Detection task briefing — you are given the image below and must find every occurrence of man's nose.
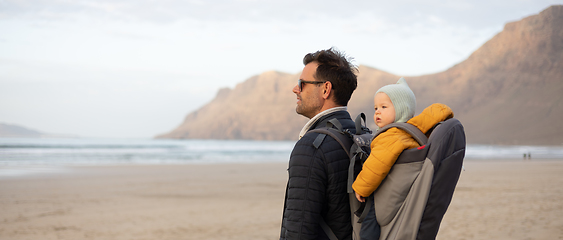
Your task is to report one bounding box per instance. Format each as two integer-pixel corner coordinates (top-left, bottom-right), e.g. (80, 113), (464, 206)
(292, 84), (300, 93)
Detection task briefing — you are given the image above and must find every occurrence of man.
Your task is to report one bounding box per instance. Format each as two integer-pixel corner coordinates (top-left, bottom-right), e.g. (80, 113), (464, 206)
(280, 48), (358, 240)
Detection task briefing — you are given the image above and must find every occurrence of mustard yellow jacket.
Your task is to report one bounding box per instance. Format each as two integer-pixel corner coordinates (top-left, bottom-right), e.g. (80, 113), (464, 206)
(352, 103), (454, 197)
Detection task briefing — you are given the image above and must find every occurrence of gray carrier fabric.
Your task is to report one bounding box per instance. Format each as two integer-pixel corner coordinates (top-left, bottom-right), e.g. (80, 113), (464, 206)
(416, 118), (466, 240)
(373, 118), (466, 240)
(309, 116), (465, 240)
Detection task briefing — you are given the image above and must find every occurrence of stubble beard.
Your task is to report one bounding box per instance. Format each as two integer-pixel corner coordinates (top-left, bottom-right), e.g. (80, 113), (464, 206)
(296, 94), (322, 119)
(296, 104), (309, 118)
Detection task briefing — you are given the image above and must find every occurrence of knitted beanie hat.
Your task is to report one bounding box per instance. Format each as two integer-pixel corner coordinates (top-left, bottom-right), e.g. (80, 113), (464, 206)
(375, 77), (416, 123)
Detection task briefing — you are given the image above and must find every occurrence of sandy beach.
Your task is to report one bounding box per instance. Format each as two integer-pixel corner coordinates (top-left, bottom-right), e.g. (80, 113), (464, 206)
(1, 160), (563, 240)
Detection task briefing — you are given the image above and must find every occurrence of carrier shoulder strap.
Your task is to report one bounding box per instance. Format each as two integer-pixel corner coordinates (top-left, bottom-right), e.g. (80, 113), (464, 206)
(310, 127), (349, 240)
(309, 118), (353, 156)
(307, 118), (354, 240)
(376, 122), (428, 146)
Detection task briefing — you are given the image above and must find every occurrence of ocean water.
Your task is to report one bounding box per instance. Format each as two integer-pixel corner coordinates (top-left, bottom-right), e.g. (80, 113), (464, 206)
(0, 138), (295, 166)
(1, 138), (563, 167)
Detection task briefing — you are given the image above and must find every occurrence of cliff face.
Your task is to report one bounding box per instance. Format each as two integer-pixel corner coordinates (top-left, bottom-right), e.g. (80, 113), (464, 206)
(157, 6), (563, 145)
(409, 5), (563, 145)
(156, 71), (307, 140)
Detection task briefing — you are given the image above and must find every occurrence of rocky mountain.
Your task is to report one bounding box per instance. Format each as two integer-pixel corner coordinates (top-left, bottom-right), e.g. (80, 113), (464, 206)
(0, 123), (45, 138)
(157, 71), (306, 140)
(157, 5), (563, 145)
(0, 123), (78, 138)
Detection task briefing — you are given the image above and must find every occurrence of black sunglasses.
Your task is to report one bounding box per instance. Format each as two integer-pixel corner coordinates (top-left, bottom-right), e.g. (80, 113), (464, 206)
(298, 79), (326, 92)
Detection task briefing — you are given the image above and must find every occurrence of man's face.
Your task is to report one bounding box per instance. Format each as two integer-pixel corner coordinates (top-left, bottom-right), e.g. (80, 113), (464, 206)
(293, 62), (324, 119)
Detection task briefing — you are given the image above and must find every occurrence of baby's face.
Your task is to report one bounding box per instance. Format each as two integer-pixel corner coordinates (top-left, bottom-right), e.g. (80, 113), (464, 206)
(373, 92), (396, 128)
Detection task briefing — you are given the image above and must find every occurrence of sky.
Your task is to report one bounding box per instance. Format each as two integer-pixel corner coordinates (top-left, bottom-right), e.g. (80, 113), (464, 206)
(1, 0), (561, 138)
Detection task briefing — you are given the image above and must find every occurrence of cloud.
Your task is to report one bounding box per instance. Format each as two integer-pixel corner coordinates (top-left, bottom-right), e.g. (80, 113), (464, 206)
(2, 0), (559, 29)
(1, 0), (561, 137)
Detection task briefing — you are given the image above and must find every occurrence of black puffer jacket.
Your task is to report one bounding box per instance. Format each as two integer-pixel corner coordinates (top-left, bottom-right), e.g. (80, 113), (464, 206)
(280, 110), (355, 240)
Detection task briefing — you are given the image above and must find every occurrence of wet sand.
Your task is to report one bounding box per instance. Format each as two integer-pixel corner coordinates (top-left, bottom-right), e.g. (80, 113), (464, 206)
(1, 160), (562, 240)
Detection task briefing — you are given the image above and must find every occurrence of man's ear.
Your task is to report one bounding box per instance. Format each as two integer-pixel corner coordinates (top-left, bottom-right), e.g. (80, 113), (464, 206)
(321, 81), (332, 100)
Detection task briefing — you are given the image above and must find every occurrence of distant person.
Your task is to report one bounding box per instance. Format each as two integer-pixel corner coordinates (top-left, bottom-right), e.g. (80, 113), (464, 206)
(280, 48), (358, 240)
(351, 78), (454, 239)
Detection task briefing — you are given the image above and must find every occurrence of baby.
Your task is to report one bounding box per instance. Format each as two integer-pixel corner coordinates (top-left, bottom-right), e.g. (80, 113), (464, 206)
(353, 78), (454, 202)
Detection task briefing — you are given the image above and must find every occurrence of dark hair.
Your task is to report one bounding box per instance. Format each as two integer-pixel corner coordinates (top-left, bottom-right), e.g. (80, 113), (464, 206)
(303, 47), (358, 106)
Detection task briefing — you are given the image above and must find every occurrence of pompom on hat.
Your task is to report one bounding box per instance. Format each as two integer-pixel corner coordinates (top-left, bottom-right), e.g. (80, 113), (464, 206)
(375, 77), (416, 123)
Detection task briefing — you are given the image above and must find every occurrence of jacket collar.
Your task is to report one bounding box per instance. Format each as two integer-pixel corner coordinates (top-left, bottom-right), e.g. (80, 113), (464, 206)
(298, 106), (348, 139)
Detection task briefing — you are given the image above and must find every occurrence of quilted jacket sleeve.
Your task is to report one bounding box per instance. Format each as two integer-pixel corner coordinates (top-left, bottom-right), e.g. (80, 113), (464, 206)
(407, 103), (453, 133)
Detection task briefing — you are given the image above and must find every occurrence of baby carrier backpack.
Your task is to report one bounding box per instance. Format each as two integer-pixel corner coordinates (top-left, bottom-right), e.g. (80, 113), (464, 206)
(310, 113), (466, 240)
